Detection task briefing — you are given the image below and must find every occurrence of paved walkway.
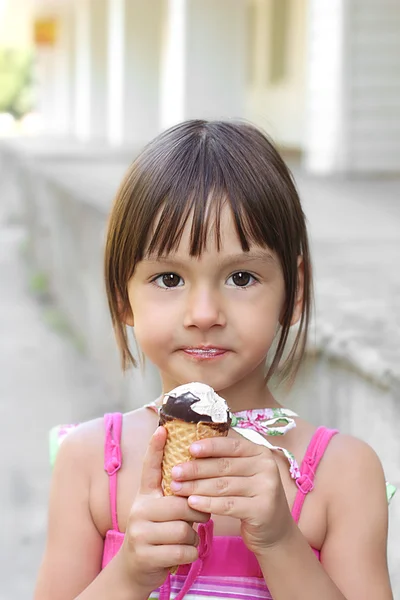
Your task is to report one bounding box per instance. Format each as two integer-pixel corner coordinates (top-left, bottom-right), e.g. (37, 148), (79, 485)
(0, 223), (116, 600)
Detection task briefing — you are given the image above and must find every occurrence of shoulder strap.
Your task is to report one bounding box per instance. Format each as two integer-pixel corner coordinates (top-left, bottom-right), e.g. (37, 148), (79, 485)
(291, 426), (339, 523)
(104, 413), (123, 532)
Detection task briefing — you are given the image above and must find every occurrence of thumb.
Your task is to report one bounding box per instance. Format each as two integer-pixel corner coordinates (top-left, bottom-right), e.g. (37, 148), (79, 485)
(139, 426), (167, 496)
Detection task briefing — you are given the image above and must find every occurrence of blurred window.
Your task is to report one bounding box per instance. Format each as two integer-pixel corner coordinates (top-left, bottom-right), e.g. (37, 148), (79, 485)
(269, 0), (289, 84)
(247, 0), (257, 86)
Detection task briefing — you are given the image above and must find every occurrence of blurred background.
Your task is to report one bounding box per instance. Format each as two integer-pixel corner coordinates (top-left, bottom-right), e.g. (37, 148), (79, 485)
(0, 0), (399, 597)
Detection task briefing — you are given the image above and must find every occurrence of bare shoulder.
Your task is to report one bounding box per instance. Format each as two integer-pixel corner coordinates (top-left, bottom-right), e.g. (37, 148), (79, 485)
(57, 405), (158, 471)
(56, 416), (105, 464)
(319, 432), (387, 495)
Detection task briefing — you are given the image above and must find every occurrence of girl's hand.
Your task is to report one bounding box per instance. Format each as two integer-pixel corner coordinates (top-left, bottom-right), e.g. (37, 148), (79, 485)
(169, 432), (295, 557)
(118, 426), (210, 595)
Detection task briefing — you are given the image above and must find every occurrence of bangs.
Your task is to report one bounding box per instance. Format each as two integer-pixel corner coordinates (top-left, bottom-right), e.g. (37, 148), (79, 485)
(131, 120), (293, 265)
(145, 186), (274, 261)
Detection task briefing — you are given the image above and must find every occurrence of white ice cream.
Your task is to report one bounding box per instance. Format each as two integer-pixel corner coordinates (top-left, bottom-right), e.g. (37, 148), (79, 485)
(164, 382), (230, 423)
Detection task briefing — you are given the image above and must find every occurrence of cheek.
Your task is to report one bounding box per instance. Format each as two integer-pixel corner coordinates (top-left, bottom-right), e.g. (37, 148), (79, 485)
(233, 291), (283, 343)
(242, 312), (279, 347)
(131, 298), (178, 355)
(236, 288), (283, 325)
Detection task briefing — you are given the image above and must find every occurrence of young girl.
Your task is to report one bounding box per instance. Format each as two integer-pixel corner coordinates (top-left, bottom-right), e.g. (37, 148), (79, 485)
(35, 120), (393, 600)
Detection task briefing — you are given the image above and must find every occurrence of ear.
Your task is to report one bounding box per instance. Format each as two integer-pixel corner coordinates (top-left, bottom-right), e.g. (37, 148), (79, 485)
(290, 256), (304, 326)
(117, 292), (134, 326)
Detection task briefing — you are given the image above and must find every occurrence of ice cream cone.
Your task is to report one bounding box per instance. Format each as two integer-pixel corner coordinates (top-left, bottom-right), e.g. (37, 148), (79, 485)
(160, 417), (229, 574)
(158, 382), (232, 575)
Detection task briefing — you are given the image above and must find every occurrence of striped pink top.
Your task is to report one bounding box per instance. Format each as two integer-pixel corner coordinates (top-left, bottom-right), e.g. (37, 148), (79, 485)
(101, 412), (338, 599)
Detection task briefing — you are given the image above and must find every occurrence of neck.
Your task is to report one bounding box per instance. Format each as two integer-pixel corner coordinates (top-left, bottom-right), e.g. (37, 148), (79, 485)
(216, 372), (282, 414)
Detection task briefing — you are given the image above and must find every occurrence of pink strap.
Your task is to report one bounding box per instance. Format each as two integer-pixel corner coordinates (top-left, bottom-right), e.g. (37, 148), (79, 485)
(291, 426), (339, 523)
(159, 519), (214, 600)
(104, 413), (123, 532)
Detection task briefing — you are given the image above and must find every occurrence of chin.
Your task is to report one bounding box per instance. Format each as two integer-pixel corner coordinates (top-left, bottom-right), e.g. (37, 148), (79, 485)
(191, 376), (240, 394)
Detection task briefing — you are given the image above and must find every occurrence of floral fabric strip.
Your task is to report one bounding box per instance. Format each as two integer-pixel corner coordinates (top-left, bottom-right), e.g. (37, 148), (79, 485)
(231, 408), (301, 481)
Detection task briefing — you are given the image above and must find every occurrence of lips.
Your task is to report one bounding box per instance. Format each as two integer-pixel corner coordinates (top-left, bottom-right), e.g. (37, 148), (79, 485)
(182, 347), (228, 358)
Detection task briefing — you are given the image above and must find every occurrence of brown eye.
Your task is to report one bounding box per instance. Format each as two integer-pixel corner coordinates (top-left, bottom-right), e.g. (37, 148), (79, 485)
(161, 273), (182, 288)
(231, 272), (252, 287)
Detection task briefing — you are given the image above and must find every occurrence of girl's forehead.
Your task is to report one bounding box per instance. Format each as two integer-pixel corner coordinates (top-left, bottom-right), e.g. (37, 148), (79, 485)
(181, 202), (235, 247)
(146, 201), (246, 257)
(145, 205), (276, 263)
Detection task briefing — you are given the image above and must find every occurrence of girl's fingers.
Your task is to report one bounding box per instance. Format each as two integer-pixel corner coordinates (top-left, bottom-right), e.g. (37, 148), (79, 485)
(187, 494), (250, 520)
(189, 433), (262, 459)
(139, 426), (167, 496)
(171, 475), (255, 499)
(172, 455), (262, 482)
(149, 496), (211, 523)
(143, 521), (199, 547)
(145, 544), (199, 569)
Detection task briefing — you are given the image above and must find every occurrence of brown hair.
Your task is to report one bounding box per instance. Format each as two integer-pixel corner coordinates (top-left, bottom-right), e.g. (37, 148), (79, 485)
(105, 120), (312, 383)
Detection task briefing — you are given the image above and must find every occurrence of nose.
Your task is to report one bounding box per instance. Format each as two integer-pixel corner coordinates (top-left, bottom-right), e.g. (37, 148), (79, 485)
(183, 286), (226, 331)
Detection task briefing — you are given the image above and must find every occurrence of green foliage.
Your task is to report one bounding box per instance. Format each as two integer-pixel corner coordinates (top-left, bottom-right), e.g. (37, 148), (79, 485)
(29, 271), (49, 294)
(0, 48), (35, 119)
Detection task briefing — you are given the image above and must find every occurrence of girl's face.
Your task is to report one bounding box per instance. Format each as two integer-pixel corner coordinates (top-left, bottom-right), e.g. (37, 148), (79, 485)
(127, 204), (290, 399)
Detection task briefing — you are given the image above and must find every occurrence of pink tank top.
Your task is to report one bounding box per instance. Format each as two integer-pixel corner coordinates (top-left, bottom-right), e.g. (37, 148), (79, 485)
(101, 412), (338, 599)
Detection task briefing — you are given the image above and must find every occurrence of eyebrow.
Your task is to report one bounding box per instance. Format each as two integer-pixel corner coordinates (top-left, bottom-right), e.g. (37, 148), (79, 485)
(143, 250), (276, 267)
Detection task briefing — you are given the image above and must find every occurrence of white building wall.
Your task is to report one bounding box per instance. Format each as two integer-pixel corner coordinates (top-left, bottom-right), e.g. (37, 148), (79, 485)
(346, 0), (400, 172)
(304, 0), (400, 174)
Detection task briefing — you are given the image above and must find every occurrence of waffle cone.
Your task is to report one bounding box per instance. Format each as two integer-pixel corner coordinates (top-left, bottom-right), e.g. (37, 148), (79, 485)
(160, 417), (229, 574)
(161, 418), (229, 495)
